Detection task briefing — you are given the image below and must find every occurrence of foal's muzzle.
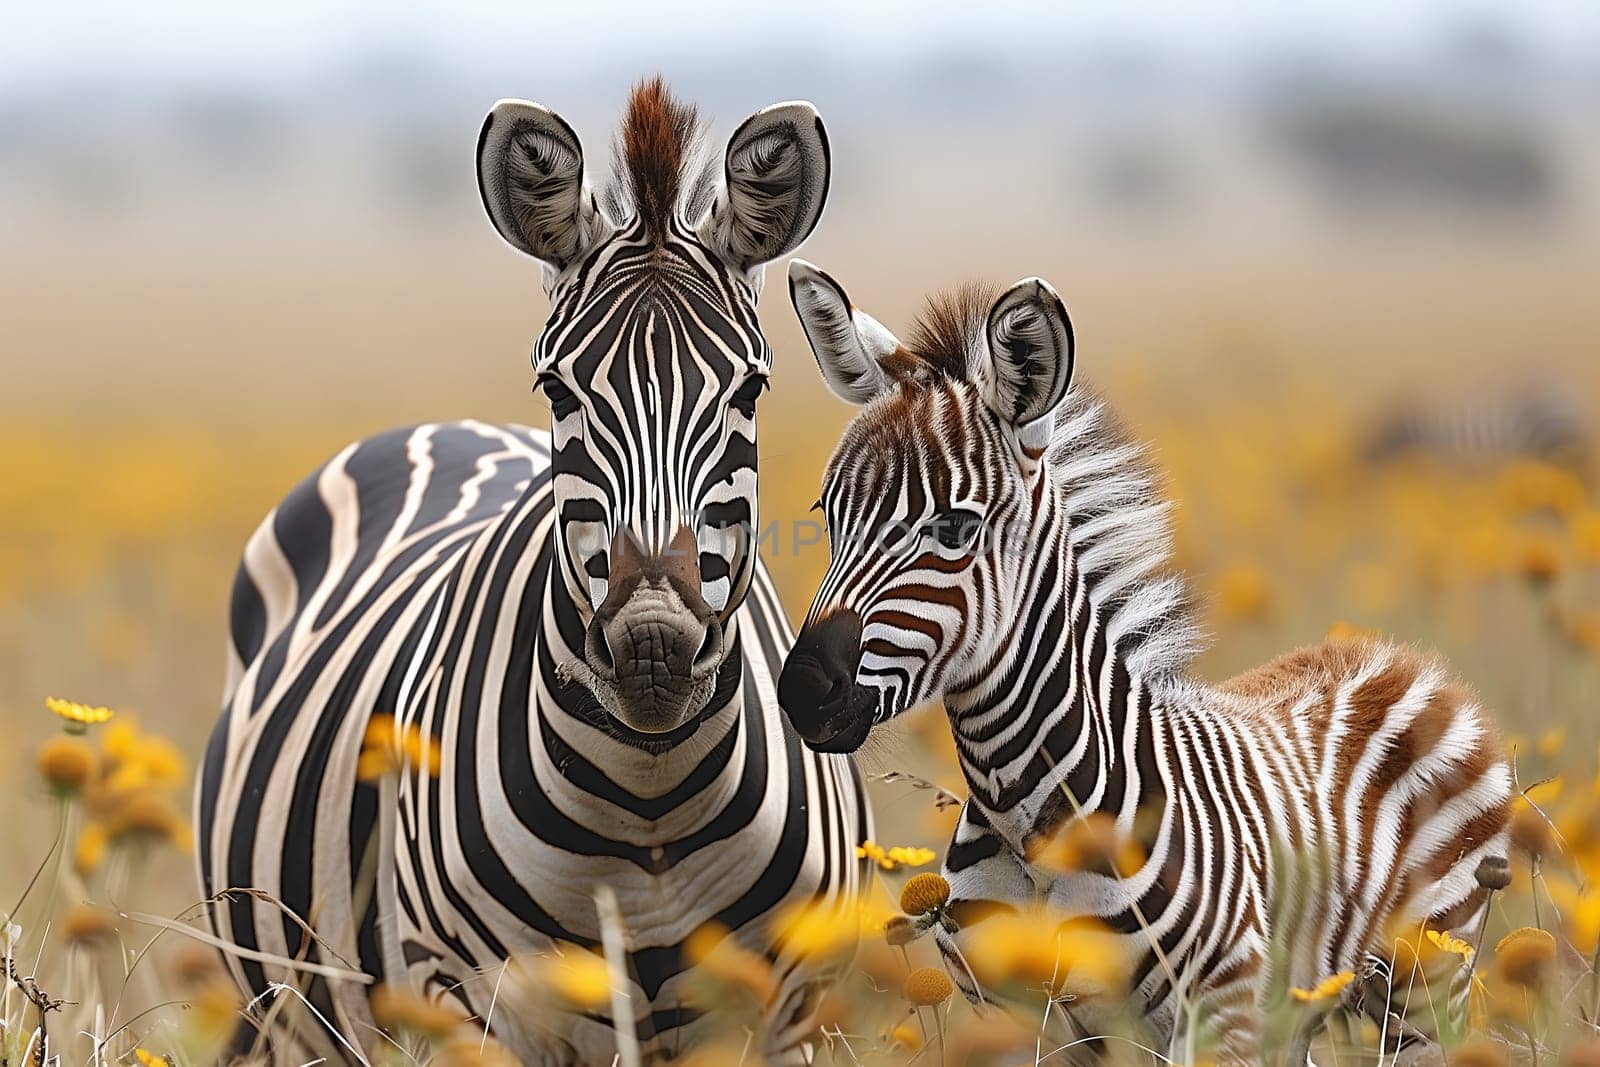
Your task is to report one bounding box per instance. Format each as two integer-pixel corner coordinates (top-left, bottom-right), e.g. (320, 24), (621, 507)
(778, 610), (872, 753)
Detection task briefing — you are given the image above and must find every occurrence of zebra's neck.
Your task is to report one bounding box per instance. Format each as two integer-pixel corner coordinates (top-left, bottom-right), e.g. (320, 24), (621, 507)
(944, 476), (1172, 851)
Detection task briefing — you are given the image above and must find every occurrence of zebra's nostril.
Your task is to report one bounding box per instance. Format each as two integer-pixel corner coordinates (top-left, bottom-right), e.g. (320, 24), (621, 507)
(822, 675), (849, 707)
(691, 624), (722, 676)
(777, 657), (830, 718)
(587, 621), (617, 676)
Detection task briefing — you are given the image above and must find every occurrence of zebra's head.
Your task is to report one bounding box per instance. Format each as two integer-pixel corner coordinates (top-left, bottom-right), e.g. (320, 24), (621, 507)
(477, 79), (830, 736)
(777, 261), (1074, 752)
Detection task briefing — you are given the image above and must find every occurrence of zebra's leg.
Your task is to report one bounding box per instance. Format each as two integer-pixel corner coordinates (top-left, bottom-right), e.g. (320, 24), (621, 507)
(1203, 987), (1264, 1066)
(933, 802), (1040, 1004)
(1348, 951), (1445, 1065)
(1369, 854), (1505, 1054)
(1194, 942), (1270, 1067)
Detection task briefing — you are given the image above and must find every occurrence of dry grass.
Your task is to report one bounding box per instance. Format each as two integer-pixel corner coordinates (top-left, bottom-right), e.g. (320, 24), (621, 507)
(3, 234), (1600, 1063)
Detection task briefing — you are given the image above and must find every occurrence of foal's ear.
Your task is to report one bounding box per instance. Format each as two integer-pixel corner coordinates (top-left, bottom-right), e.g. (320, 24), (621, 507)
(788, 260), (901, 405)
(477, 100), (610, 275)
(702, 102), (831, 274)
(979, 278), (1075, 430)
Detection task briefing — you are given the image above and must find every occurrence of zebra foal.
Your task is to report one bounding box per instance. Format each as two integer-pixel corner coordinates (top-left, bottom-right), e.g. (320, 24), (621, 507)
(775, 260), (1512, 1061)
(196, 82), (868, 1064)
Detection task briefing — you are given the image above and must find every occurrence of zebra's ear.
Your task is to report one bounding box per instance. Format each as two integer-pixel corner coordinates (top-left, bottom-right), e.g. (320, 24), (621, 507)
(702, 102), (831, 274)
(980, 278), (1075, 430)
(477, 99), (609, 273)
(789, 260), (900, 406)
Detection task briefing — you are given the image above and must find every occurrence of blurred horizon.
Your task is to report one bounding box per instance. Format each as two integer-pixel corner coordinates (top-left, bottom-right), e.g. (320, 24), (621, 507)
(6, 1), (1600, 420)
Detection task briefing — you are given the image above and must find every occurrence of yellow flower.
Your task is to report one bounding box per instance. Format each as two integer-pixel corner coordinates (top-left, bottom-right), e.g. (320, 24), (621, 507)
(1424, 929), (1474, 961)
(1499, 459), (1585, 518)
(1547, 880), (1600, 952)
(133, 1050), (168, 1067)
(899, 873), (951, 915)
(1290, 971), (1354, 1003)
(1514, 529), (1564, 587)
(184, 980), (244, 1048)
(36, 735), (99, 793)
(431, 1037), (522, 1067)
(103, 718), (141, 762)
(370, 983), (468, 1039)
(358, 714), (442, 781)
(888, 1022), (923, 1051)
(168, 943), (228, 988)
(106, 790), (189, 847)
(75, 821), (108, 875)
(45, 695), (115, 731)
(1494, 926), (1555, 989)
(62, 904), (119, 945)
(855, 840), (936, 872)
(774, 899), (854, 960)
(772, 897), (888, 960)
(1030, 812), (1144, 878)
(685, 923), (777, 1003)
(887, 845), (935, 868)
(103, 733), (186, 792)
(1573, 509), (1600, 564)
(965, 911), (1124, 994)
(1509, 794), (1552, 858)
(537, 946), (612, 1010)
(904, 966), (953, 1006)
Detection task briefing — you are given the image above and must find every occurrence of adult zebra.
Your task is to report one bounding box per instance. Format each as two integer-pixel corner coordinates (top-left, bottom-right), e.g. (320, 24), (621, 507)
(775, 261), (1511, 1061)
(196, 81), (869, 1064)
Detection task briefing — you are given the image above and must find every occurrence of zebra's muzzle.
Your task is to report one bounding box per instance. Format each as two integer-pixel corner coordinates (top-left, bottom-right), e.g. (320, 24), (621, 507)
(778, 610), (872, 752)
(582, 527), (724, 735)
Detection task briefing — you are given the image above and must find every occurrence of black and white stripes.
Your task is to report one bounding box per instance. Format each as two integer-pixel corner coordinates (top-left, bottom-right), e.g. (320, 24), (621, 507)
(197, 83), (867, 1064)
(780, 262), (1511, 1061)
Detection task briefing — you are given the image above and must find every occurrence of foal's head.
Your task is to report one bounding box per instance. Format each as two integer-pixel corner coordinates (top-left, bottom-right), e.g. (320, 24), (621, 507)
(777, 261), (1075, 752)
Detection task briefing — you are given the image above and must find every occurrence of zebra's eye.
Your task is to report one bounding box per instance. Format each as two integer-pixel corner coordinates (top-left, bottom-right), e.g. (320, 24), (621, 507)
(729, 375), (766, 417)
(929, 509), (985, 552)
(540, 375), (581, 420)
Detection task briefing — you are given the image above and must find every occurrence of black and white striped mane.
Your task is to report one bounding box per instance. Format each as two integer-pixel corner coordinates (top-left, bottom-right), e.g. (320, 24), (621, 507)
(1045, 389), (1201, 688)
(903, 289), (1204, 690)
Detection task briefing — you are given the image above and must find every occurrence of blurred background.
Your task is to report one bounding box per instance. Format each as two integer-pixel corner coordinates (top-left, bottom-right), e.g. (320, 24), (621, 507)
(3, 1), (1599, 895)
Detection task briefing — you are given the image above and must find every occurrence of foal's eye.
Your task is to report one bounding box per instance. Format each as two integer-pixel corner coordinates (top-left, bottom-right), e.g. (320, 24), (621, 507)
(929, 509), (985, 552)
(540, 375), (581, 420)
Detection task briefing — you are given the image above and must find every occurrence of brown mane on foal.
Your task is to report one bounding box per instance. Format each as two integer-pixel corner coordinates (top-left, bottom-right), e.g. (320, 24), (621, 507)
(893, 282), (1001, 382)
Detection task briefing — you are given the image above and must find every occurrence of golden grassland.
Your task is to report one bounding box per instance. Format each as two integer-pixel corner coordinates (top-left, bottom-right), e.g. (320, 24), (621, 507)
(4, 240), (1600, 1063)
(6, 394), (1600, 1064)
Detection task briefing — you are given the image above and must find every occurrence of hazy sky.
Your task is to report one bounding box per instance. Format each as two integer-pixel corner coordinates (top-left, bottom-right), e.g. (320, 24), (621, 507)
(6, 0), (1599, 91)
